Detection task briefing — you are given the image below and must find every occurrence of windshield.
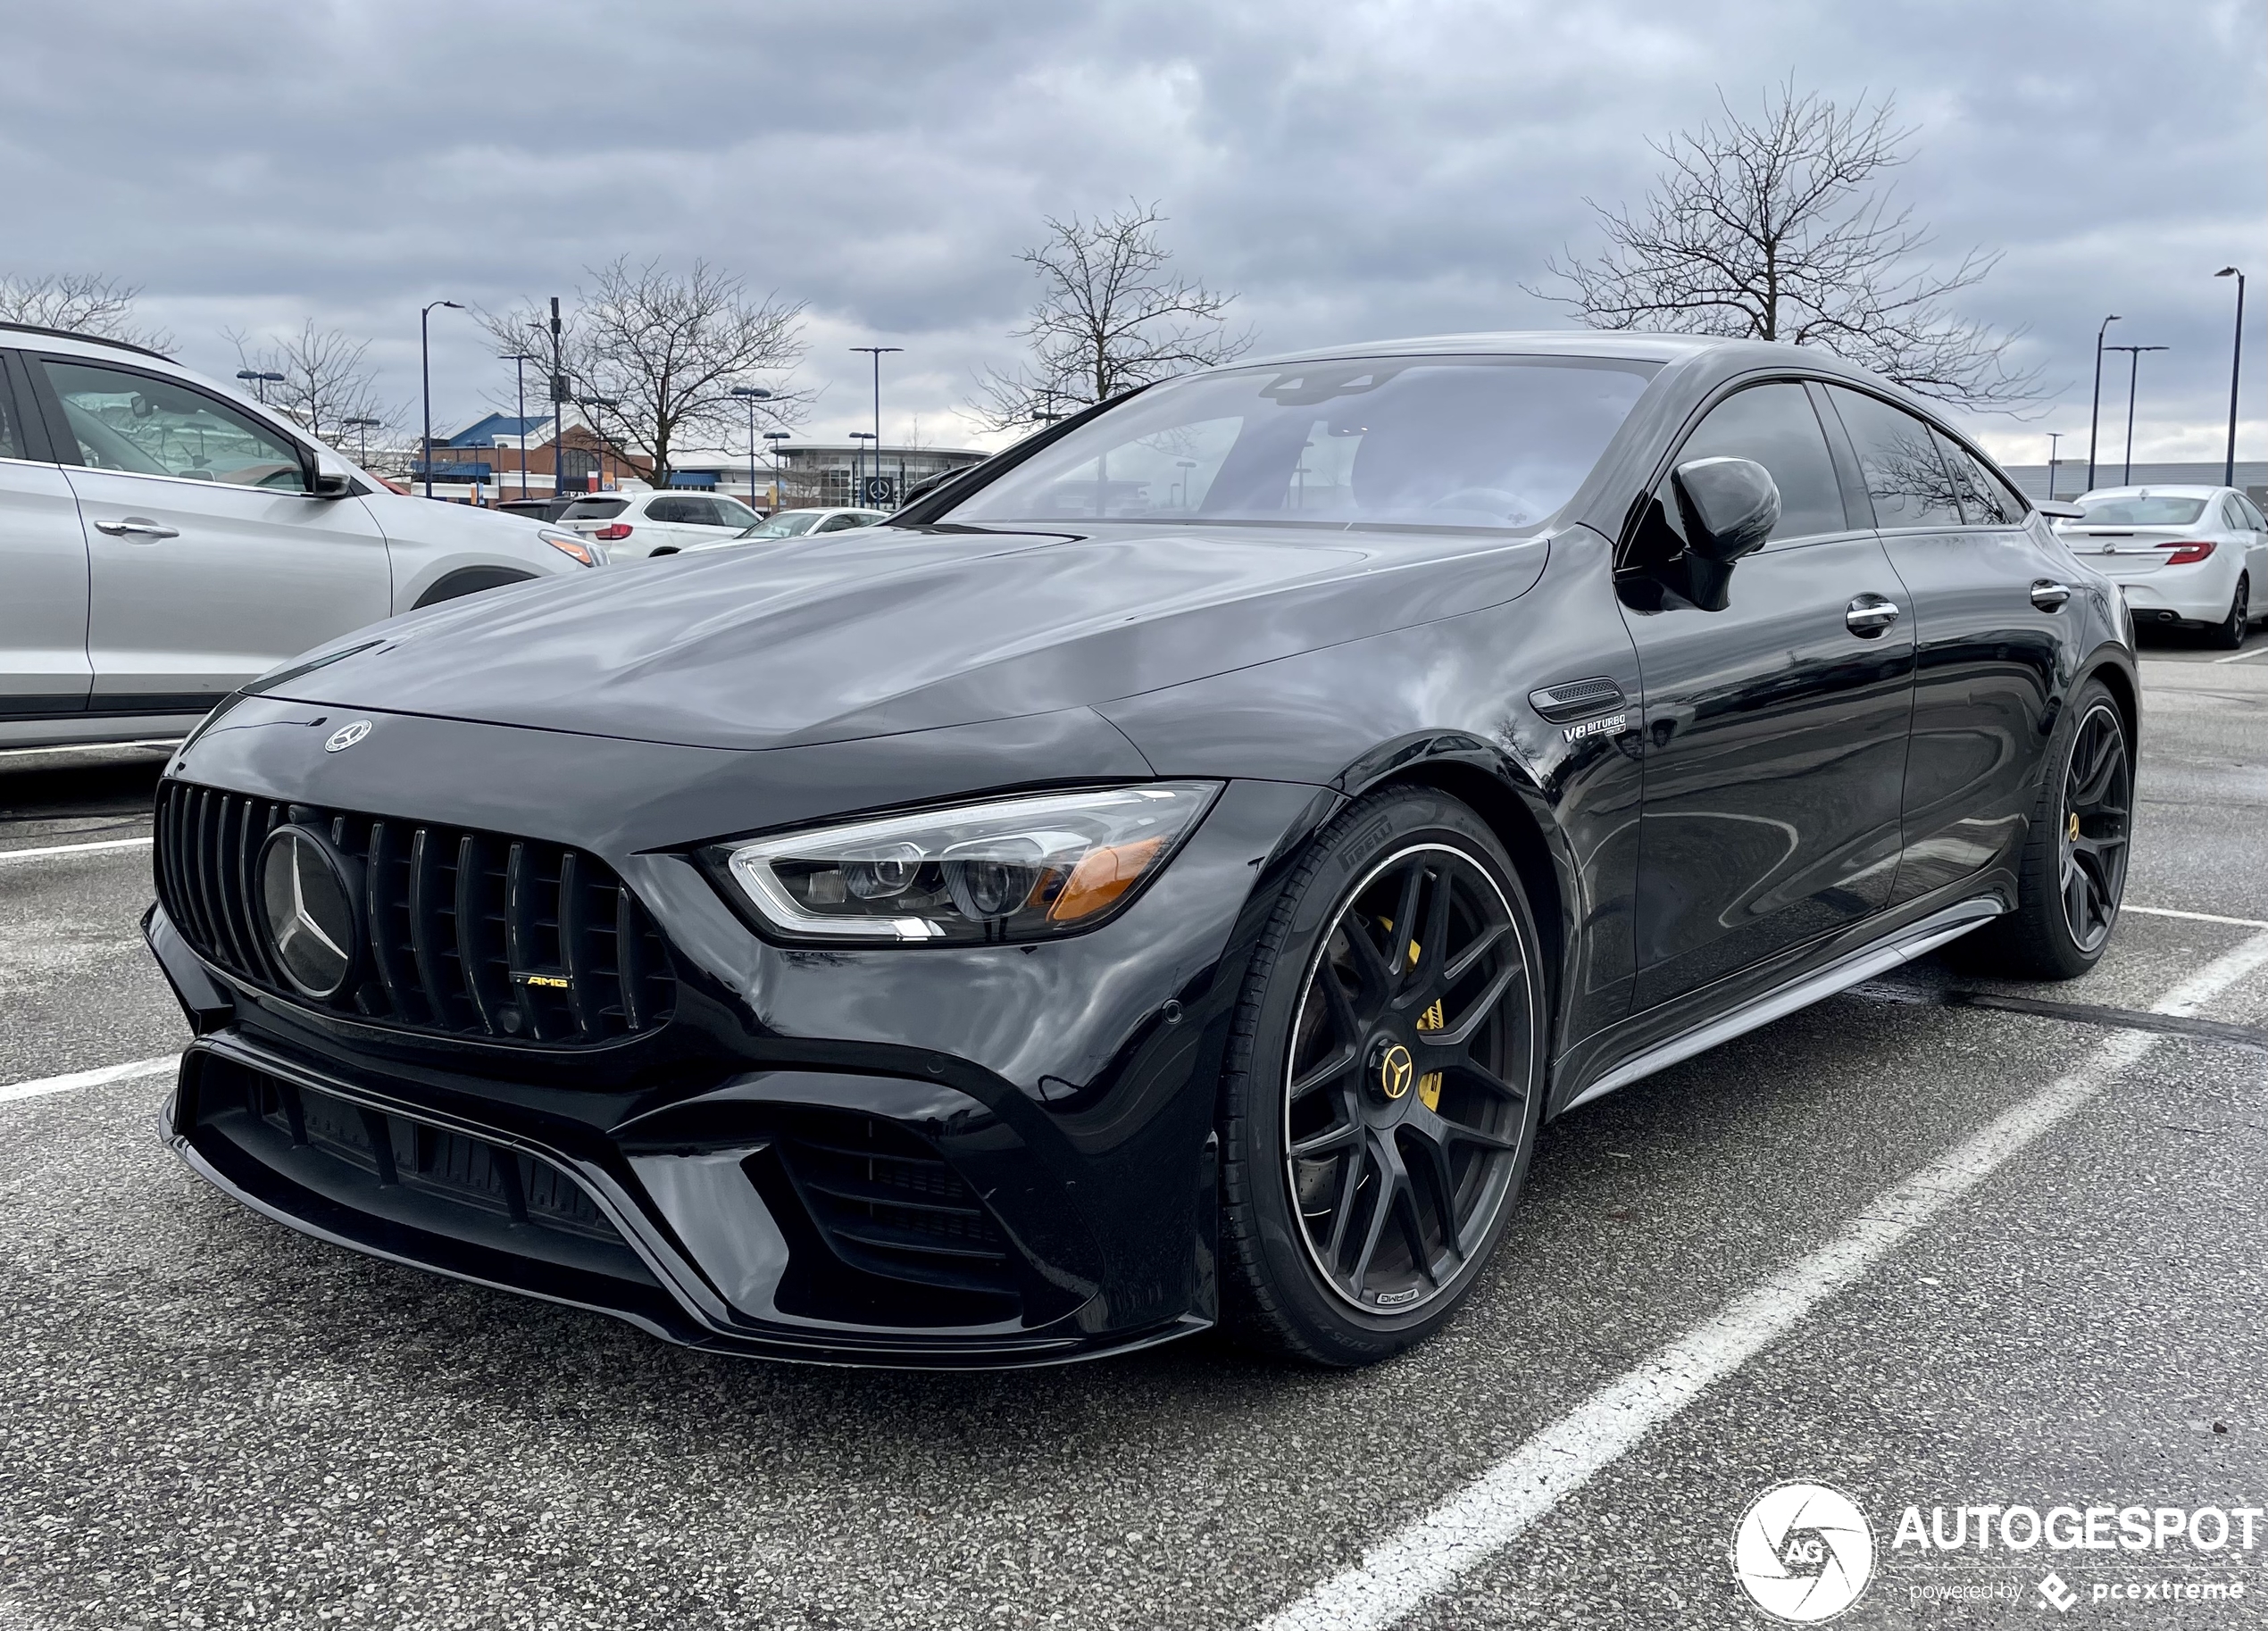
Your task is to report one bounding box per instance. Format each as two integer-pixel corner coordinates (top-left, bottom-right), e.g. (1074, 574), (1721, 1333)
(2075, 495), (2208, 527)
(560, 498), (629, 520)
(940, 355), (1659, 530)
(744, 510), (823, 537)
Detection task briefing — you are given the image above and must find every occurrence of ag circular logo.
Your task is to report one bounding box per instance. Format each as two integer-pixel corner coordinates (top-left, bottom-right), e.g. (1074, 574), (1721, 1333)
(1730, 1481), (1875, 1622)
(257, 826), (361, 999)
(1376, 1041), (1414, 1100)
(324, 719), (371, 753)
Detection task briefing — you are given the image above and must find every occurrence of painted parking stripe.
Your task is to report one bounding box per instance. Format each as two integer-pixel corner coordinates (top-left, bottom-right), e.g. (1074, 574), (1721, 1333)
(0, 836), (154, 863)
(2210, 644), (2268, 664)
(2124, 903), (2268, 929)
(1256, 928), (2268, 1631)
(0, 1054), (180, 1105)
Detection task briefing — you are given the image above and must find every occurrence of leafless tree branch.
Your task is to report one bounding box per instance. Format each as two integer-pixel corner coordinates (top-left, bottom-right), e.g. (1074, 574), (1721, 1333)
(227, 321), (398, 445)
(0, 271), (173, 352)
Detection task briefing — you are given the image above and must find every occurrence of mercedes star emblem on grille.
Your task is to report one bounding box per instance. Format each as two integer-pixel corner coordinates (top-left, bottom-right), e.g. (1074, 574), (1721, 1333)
(256, 826), (360, 999)
(324, 720), (372, 753)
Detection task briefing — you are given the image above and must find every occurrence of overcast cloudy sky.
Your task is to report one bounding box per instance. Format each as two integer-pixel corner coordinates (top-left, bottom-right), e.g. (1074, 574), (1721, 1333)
(4, 0), (2261, 469)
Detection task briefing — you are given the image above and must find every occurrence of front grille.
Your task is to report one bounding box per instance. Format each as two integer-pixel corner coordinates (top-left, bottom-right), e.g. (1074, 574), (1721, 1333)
(155, 780), (674, 1045)
(774, 1111), (1013, 1297)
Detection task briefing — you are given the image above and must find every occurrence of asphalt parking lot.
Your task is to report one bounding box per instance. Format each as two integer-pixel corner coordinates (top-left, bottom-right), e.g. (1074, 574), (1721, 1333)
(4, 630), (2265, 1631)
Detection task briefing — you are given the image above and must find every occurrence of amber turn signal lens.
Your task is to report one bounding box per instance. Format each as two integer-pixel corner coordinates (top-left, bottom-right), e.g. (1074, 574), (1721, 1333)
(1047, 836), (1165, 923)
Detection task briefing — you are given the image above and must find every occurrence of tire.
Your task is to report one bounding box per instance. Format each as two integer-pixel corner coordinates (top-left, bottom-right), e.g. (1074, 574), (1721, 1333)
(1959, 678), (2132, 980)
(2209, 574), (2249, 650)
(1218, 786), (1549, 1366)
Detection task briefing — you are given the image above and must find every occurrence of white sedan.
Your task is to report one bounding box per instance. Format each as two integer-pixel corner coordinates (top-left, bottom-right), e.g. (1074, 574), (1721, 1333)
(556, 490), (766, 558)
(2056, 486), (2268, 648)
(676, 507), (890, 553)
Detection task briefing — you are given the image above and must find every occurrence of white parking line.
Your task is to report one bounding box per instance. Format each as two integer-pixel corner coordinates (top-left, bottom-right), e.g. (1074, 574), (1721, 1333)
(1256, 928), (2268, 1631)
(0, 1054), (179, 1105)
(0, 836), (154, 863)
(2210, 645), (2268, 664)
(2125, 903), (2268, 929)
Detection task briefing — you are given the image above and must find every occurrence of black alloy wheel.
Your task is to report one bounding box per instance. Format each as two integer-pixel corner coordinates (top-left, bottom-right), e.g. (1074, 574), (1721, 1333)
(1219, 787), (1547, 1365)
(2212, 573), (2250, 650)
(2058, 697), (2131, 955)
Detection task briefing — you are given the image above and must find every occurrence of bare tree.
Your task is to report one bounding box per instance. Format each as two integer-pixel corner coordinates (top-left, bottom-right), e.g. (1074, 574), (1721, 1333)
(0, 271), (172, 351)
(479, 260), (805, 488)
(1533, 84), (2042, 412)
(970, 202), (1253, 431)
(228, 322), (397, 445)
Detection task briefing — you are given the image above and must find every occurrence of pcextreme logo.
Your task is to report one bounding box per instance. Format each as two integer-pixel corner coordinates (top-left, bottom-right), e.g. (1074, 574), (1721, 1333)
(1731, 1482), (1876, 1622)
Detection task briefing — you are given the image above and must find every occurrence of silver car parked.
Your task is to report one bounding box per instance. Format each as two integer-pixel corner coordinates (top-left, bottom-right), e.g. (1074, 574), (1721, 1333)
(0, 323), (605, 749)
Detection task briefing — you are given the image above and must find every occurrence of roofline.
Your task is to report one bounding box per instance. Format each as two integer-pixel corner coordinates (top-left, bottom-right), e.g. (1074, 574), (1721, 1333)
(0, 320), (174, 363)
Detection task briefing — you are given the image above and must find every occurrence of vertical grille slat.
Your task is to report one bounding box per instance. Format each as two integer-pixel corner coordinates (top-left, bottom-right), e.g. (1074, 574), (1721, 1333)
(153, 781), (673, 1046)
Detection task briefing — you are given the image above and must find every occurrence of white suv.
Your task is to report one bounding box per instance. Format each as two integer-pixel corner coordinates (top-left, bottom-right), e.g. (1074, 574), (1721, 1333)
(0, 322), (606, 749)
(557, 490), (765, 558)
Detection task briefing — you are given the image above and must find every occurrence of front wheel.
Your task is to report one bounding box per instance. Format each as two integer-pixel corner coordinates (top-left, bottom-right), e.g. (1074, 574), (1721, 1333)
(2210, 574), (2250, 650)
(1961, 678), (2132, 979)
(1218, 786), (1548, 1366)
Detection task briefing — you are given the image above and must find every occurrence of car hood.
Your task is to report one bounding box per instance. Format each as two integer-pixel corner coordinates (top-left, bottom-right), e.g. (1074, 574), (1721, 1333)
(269, 522), (1549, 751)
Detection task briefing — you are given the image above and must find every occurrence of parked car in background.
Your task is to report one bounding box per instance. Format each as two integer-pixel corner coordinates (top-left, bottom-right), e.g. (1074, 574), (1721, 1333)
(556, 490), (766, 557)
(2055, 486), (2268, 647)
(683, 507), (889, 552)
(496, 495), (587, 522)
(0, 321), (605, 750)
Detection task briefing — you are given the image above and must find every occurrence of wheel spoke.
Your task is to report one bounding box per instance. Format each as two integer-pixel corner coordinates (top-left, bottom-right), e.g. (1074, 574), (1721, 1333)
(1436, 1116), (1518, 1152)
(1433, 959), (1524, 1048)
(1418, 867), (1454, 985)
(1405, 1121), (1467, 1257)
(1290, 1121), (1363, 1161)
(1441, 921), (1508, 988)
(1450, 1057), (1527, 1103)
(1339, 914), (1395, 1002)
(1392, 1180), (1438, 1286)
(1290, 1040), (1358, 1099)
(1347, 1142), (1399, 1291)
(1388, 863), (1427, 987)
(1321, 1135), (1371, 1266)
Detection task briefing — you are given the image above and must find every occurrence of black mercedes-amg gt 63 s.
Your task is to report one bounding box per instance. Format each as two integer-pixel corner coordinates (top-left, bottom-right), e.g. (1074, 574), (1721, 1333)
(144, 333), (2136, 1368)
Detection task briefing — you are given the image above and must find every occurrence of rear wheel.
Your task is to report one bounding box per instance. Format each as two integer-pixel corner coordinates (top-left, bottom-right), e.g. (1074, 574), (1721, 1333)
(2210, 573), (2249, 649)
(1961, 678), (2131, 979)
(1219, 787), (1547, 1366)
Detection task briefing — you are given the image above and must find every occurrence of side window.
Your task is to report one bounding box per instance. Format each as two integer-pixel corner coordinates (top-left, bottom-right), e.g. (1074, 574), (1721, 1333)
(815, 513), (862, 533)
(646, 496), (695, 524)
(713, 497), (760, 528)
(2239, 495), (2267, 532)
(39, 359), (308, 492)
(0, 354), (26, 459)
(1826, 387), (1962, 529)
(680, 496), (725, 527)
(1668, 382), (1847, 544)
(2222, 496), (2250, 532)
(1932, 430), (2025, 527)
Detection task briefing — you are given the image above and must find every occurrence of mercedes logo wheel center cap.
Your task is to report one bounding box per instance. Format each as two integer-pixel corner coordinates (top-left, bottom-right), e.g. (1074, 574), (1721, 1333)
(257, 826), (361, 1000)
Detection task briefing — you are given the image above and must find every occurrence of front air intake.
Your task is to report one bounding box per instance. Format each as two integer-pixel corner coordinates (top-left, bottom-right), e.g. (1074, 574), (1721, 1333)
(154, 780), (674, 1045)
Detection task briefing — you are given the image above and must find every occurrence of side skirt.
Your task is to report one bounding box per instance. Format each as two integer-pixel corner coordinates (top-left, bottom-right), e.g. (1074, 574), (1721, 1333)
(1556, 895), (2004, 1115)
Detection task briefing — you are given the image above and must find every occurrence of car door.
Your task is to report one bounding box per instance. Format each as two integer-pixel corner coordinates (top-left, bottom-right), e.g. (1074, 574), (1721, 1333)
(1617, 379), (1917, 1008)
(29, 354), (393, 714)
(1821, 386), (2069, 906)
(641, 495), (710, 553)
(0, 351), (92, 721)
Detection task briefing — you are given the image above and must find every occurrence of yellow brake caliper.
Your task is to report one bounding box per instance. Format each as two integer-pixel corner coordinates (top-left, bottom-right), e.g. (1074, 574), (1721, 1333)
(1386, 918), (1447, 1112)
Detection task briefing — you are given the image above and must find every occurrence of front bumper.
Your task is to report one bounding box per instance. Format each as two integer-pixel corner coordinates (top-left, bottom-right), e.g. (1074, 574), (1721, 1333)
(143, 703), (1330, 1366)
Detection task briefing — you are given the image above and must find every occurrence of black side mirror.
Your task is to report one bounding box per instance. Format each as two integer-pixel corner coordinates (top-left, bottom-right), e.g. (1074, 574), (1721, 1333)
(1672, 457), (1780, 564)
(310, 470), (356, 499)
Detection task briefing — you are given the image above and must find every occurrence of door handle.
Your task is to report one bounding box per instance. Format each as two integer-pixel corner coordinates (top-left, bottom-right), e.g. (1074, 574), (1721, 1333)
(2030, 579), (2072, 612)
(1845, 595), (1901, 637)
(93, 516), (179, 540)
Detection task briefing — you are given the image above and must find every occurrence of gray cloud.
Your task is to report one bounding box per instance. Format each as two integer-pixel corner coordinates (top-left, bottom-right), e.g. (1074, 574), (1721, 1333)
(4, 0), (2261, 464)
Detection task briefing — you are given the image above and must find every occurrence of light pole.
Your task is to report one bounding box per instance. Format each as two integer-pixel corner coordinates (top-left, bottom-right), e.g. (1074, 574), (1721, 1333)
(343, 416), (380, 470)
(2087, 314), (2121, 492)
(2104, 344), (2169, 487)
(235, 369), (285, 405)
(542, 298), (564, 501)
(421, 299), (464, 499)
(849, 431), (876, 505)
(763, 431), (789, 509)
(505, 352), (541, 500)
(849, 345), (901, 503)
(731, 386), (773, 509)
(2217, 267), (2246, 488)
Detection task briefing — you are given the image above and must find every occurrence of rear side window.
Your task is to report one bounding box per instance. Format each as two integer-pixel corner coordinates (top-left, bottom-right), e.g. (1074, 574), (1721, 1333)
(40, 358), (309, 492)
(0, 354), (25, 458)
(1931, 431), (2027, 527)
(559, 498), (628, 520)
(646, 496), (699, 524)
(2239, 495), (2267, 530)
(1826, 387), (1962, 529)
(1670, 382), (1847, 543)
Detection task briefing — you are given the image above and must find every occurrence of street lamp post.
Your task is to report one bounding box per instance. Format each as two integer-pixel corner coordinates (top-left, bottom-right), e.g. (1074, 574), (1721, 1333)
(763, 431), (790, 508)
(2217, 267), (2246, 489)
(2104, 345), (2169, 487)
(731, 386), (773, 510)
(342, 416), (380, 470)
(2087, 315), (2122, 493)
(421, 299), (464, 499)
(849, 346), (902, 504)
(504, 352), (541, 500)
(235, 369), (285, 406)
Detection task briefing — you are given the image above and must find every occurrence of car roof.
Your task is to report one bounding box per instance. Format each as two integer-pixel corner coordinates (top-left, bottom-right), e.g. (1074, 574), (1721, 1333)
(0, 320), (175, 364)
